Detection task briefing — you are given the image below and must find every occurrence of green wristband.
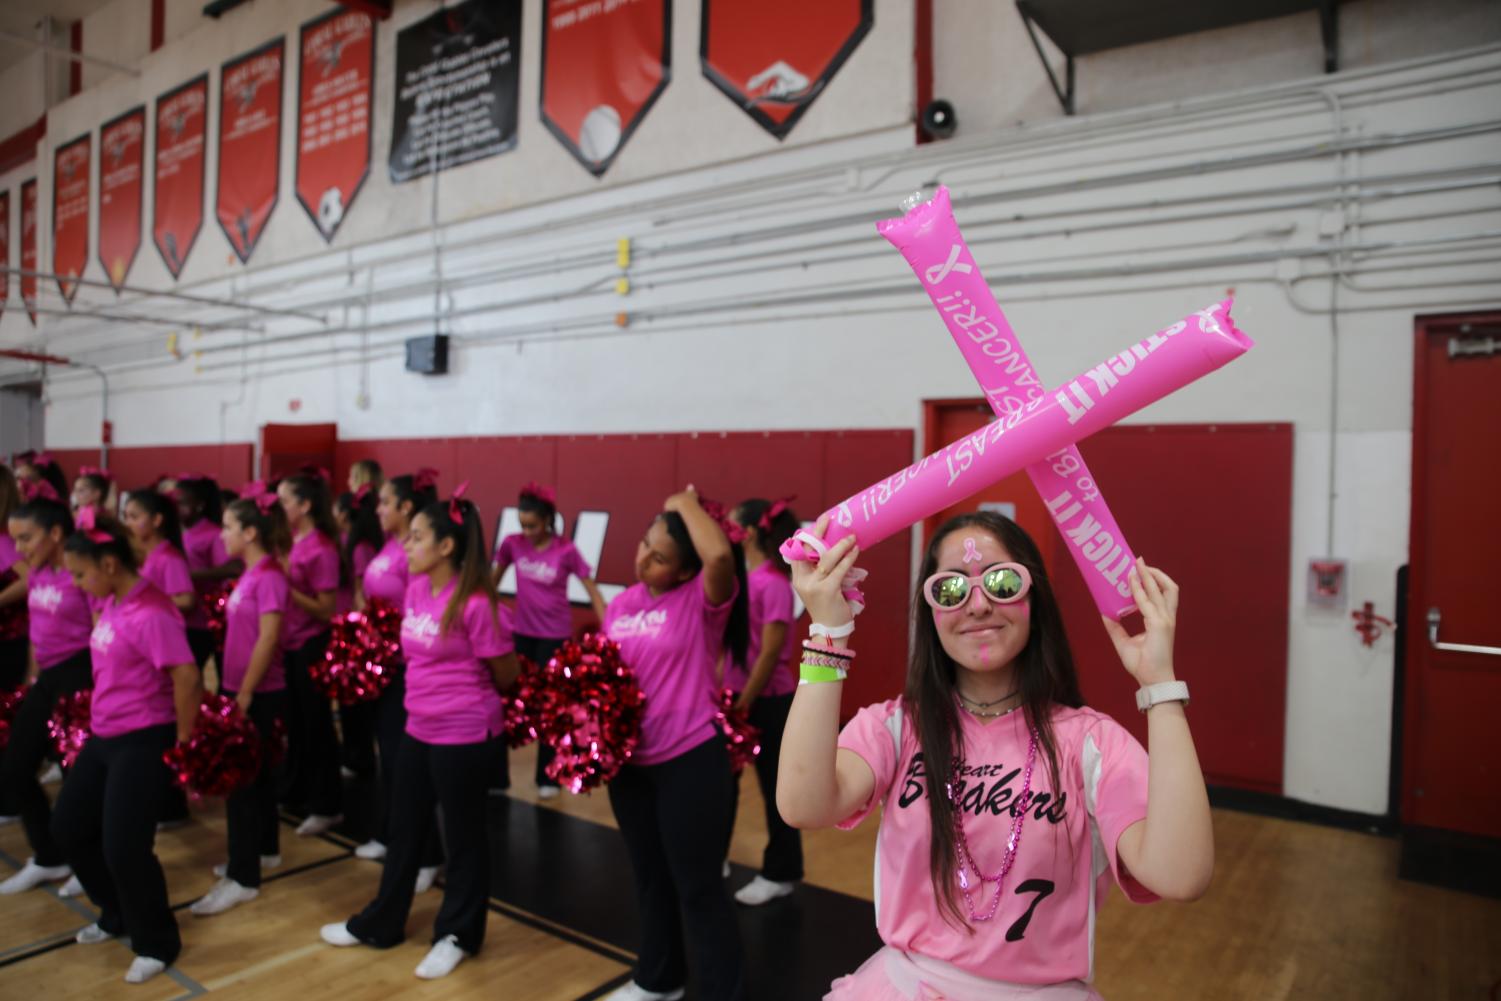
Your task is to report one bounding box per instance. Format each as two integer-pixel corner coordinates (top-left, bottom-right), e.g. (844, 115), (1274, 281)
(799, 662), (848, 685)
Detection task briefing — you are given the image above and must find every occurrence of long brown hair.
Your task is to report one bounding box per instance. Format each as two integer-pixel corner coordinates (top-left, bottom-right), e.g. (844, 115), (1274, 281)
(0, 465), (21, 523)
(906, 511), (1084, 929)
(418, 497), (497, 634)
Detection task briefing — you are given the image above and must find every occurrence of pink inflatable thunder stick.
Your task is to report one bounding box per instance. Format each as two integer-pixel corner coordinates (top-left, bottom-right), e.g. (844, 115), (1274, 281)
(880, 186), (1146, 619)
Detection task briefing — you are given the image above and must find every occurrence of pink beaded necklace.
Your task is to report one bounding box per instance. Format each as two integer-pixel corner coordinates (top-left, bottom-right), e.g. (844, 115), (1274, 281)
(945, 724), (1039, 923)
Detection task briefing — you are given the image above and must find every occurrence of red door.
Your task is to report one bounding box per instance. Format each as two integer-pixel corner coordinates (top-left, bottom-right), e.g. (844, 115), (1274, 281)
(260, 422), (337, 482)
(921, 400), (1293, 794)
(1403, 312), (1501, 839)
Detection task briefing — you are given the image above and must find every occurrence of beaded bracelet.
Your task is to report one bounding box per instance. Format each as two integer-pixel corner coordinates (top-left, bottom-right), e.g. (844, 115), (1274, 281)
(802, 640), (855, 661)
(799, 663), (848, 685)
(802, 650), (851, 670)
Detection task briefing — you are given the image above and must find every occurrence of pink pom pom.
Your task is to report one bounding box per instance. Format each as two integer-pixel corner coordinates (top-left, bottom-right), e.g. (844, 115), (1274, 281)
(311, 599), (401, 704)
(533, 634), (646, 794)
(199, 581), (232, 653)
(503, 655), (543, 750)
(47, 689), (93, 769)
(161, 693), (275, 799)
(0, 686), (26, 751)
(713, 688), (762, 773)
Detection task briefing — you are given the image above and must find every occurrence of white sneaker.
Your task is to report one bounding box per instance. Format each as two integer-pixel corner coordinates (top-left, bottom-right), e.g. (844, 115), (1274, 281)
(415, 865), (440, 894)
(537, 784), (560, 800)
(319, 921), (360, 947)
(190, 877), (260, 916)
(604, 982), (686, 1001)
(212, 854), (281, 879)
(0, 858), (72, 894)
(124, 956), (166, 983)
(76, 922), (114, 944)
(414, 934), (467, 980)
(296, 814), (343, 837)
(58, 874), (85, 898)
(340, 766), (358, 779)
(0, 814), (18, 827)
(734, 875), (796, 906)
(39, 763), (62, 784)
(354, 839), (386, 860)
(721, 860), (731, 879)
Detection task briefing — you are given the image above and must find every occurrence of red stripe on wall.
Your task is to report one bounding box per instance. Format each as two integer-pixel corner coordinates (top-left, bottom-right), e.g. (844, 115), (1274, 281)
(69, 22), (82, 96)
(49, 444), (254, 498)
(151, 0), (165, 51)
(0, 115), (46, 175)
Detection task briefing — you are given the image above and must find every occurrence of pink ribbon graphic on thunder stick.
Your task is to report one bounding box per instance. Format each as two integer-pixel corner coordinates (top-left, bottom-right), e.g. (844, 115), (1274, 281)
(780, 303), (1253, 596)
(879, 185), (1140, 619)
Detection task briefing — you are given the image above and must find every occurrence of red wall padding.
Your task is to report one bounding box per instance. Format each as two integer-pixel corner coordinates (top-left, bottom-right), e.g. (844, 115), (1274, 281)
(48, 444), (253, 494)
(334, 430), (916, 711)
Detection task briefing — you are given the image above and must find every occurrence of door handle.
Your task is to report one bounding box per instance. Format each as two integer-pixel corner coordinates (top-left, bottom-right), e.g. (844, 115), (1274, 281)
(1427, 607), (1501, 656)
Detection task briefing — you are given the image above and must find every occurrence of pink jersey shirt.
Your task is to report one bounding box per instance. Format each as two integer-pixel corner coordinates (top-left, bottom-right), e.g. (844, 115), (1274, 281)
(28, 563), (95, 669)
(222, 556), (288, 693)
(725, 562), (797, 697)
(88, 580), (192, 738)
(400, 575), (513, 744)
(604, 573), (737, 766)
(182, 518), (229, 629)
(362, 535), (409, 607)
(494, 534), (592, 640)
(140, 542), (193, 600)
(837, 701), (1156, 986)
(282, 530), (340, 650)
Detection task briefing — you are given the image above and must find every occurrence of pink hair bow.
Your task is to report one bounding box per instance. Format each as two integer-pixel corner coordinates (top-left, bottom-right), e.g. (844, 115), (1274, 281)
(413, 467), (440, 493)
(449, 481), (470, 525)
(32, 451), (55, 467)
(353, 483), (374, 505)
(75, 505), (114, 544)
(254, 493), (278, 515)
(300, 464), (331, 483)
(79, 465), (113, 483)
(698, 495), (748, 546)
(20, 479), (60, 502)
(520, 481), (556, 505)
(175, 471), (205, 482)
(758, 495), (797, 531)
(241, 480), (269, 498)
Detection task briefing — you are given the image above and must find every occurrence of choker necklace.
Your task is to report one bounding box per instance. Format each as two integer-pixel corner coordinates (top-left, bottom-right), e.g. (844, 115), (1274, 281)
(957, 687), (1018, 715)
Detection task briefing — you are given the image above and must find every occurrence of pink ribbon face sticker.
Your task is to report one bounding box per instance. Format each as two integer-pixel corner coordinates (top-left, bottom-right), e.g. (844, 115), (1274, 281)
(962, 537), (983, 564)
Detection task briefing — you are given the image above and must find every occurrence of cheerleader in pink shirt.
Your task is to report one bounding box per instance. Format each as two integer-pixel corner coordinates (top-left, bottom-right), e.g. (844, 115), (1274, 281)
(175, 475), (241, 670)
(0, 498), (94, 895)
(71, 466), (116, 515)
(778, 512), (1214, 1000)
(123, 489), (196, 614)
(52, 509), (201, 984)
(277, 474), (345, 836)
(334, 485), (384, 777)
(190, 493), (293, 917)
(321, 485), (519, 981)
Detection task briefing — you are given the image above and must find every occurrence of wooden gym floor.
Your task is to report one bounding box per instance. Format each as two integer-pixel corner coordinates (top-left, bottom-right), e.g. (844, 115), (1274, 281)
(1, 742), (1499, 1000)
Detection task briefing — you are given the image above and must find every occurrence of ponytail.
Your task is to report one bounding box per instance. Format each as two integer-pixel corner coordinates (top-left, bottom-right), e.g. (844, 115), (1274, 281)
(734, 497), (799, 576)
(418, 493), (496, 635)
(63, 509), (138, 572)
(283, 473), (339, 543)
(227, 496), (291, 557)
(388, 472), (438, 526)
(126, 487), (184, 551)
(336, 488), (384, 587)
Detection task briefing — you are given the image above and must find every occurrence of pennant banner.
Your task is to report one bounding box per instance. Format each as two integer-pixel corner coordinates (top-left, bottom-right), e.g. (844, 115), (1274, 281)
(20, 179), (37, 325)
(390, 0), (520, 183)
(700, 0), (872, 138)
(540, 0), (670, 176)
(99, 107), (145, 292)
(218, 39), (284, 263)
(154, 74), (208, 279)
(53, 134), (91, 304)
(0, 190), (8, 317)
(296, 9), (374, 242)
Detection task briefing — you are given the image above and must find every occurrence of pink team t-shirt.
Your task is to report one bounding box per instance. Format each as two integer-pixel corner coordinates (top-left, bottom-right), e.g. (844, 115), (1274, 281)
(0, 535), (19, 575)
(140, 542), (193, 600)
(837, 701), (1156, 986)
(88, 580), (192, 738)
(182, 518), (229, 629)
(282, 531), (340, 650)
(28, 563), (95, 669)
(603, 573), (737, 766)
(494, 534), (592, 640)
(725, 562), (797, 697)
(222, 556), (289, 693)
(362, 535), (409, 607)
(400, 575), (514, 745)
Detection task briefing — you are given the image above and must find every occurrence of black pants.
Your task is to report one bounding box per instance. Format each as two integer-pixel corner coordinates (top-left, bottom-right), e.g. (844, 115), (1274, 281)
(513, 634), (565, 788)
(340, 699), (378, 776)
(346, 733), (500, 952)
(186, 627), (217, 674)
(51, 723), (181, 965)
(725, 692), (803, 883)
(0, 636), (27, 691)
(281, 632), (342, 816)
(373, 666), (442, 865)
(0, 649), (92, 865)
(608, 736), (745, 1001)
(223, 689), (287, 888)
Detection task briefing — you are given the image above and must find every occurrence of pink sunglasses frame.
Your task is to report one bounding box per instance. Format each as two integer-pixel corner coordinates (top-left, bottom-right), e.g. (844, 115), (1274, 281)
(922, 562), (1033, 611)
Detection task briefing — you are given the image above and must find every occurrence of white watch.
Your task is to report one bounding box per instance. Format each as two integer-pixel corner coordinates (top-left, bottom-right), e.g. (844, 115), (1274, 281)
(1136, 681), (1190, 712)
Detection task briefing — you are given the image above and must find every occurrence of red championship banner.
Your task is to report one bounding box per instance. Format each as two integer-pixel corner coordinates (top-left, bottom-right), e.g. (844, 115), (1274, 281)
(0, 190), (8, 317)
(296, 10), (374, 241)
(218, 38), (284, 264)
(700, 0), (872, 138)
(53, 134), (91, 304)
(154, 74), (207, 279)
(20, 180), (36, 324)
(541, 0), (670, 176)
(99, 107), (145, 291)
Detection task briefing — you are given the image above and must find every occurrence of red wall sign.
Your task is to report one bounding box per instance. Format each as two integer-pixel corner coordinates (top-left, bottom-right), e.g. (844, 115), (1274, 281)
(154, 74), (207, 279)
(99, 106), (145, 291)
(20, 179), (36, 324)
(700, 0), (872, 138)
(296, 9), (374, 242)
(218, 38), (284, 263)
(540, 0), (670, 176)
(0, 190), (8, 317)
(53, 133), (91, 303)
